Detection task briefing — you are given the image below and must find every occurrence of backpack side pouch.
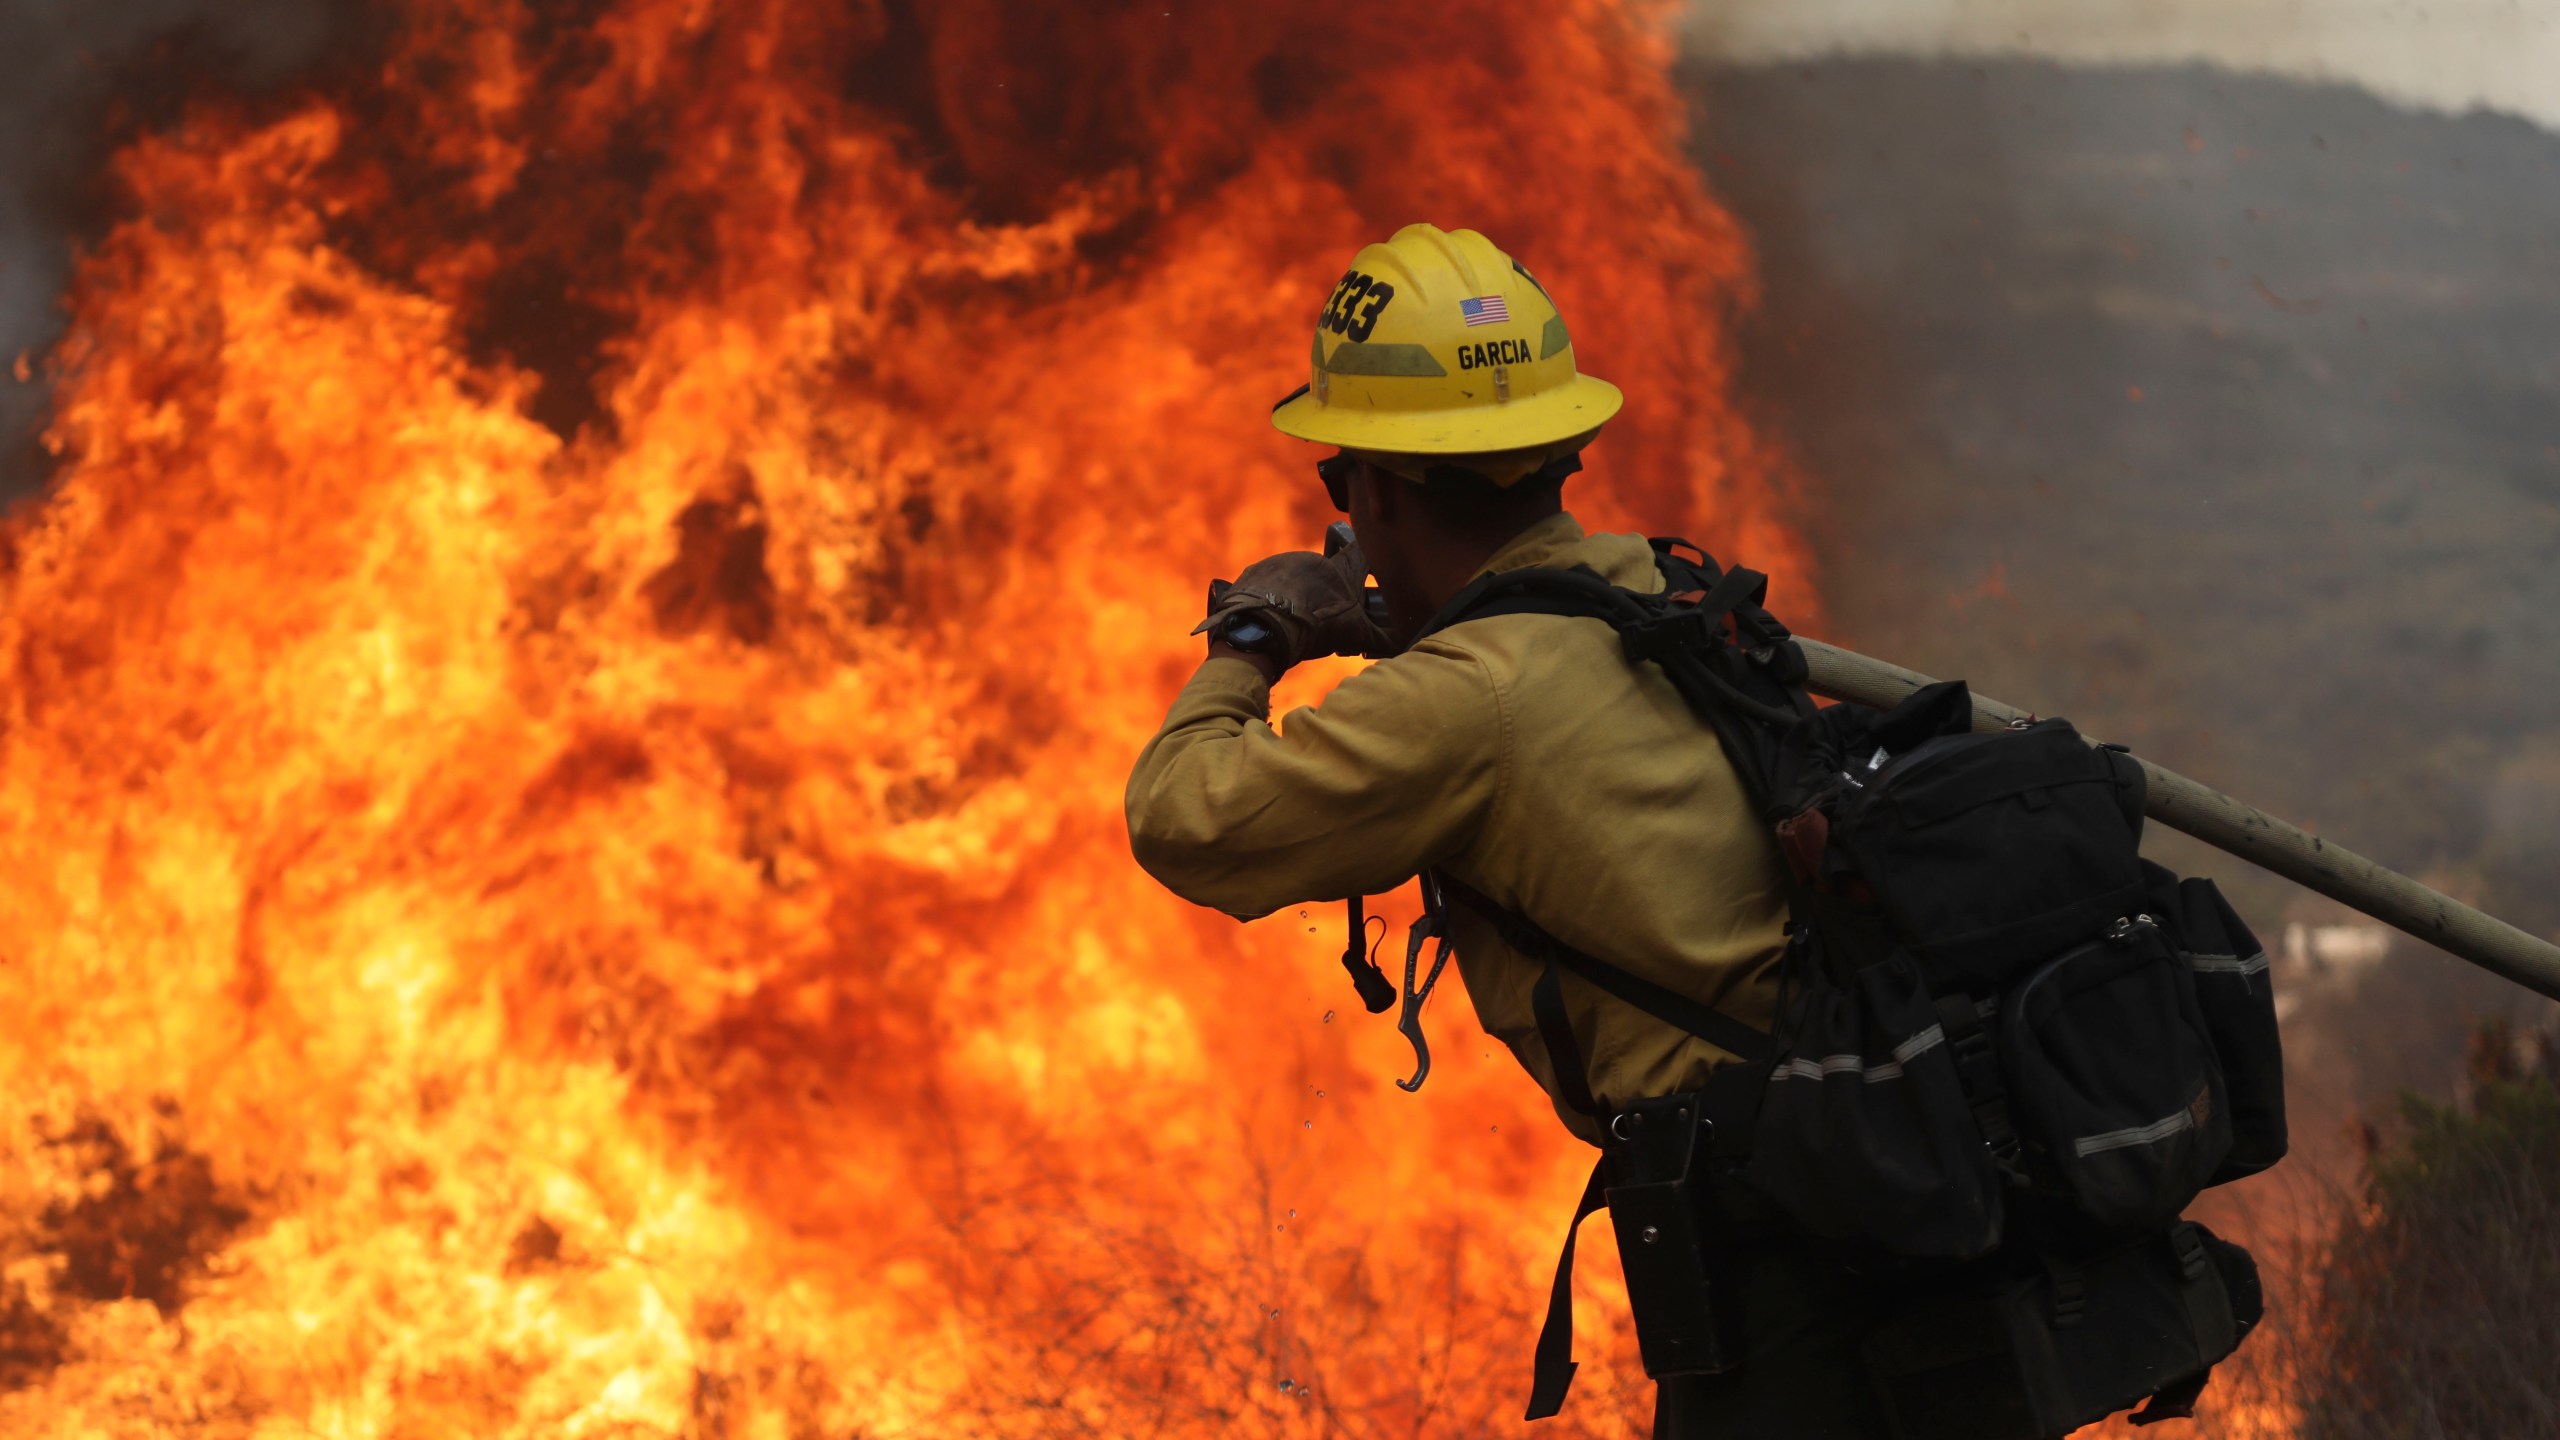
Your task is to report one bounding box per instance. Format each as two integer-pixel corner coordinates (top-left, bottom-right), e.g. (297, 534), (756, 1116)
(1745, 951), (2004, 1260)
(2000, 921), (2233, 1233)
(2173, 876), (2286, 1181)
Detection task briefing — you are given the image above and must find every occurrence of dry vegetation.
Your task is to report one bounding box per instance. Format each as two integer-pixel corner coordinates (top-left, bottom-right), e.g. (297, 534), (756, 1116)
(2292, 1021), (2560, 1439)
(8, 1028), (2556, 1439)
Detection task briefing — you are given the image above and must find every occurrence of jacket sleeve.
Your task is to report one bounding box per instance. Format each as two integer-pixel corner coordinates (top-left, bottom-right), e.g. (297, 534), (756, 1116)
(1124, 645), (1504, 919)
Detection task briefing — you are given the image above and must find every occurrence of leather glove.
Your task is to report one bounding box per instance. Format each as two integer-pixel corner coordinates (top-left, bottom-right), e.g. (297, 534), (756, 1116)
(1192, 540), (1388, 671)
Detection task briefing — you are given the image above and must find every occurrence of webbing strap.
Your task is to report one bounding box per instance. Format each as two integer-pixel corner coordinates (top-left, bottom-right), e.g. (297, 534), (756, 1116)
(1932, 990), (2021, 1165)
(2130, 1228), (2226, 1425)
(2173, 1226), (2227, 1347)
(1438, 873), (1774, 1066)
(1424, 567), (1628, 636)
(1687, 563), (1770, 628)
(1523, 950), (1612, 1424)
(1524, 1158), (1610, 1421)
(1532, 960), (1605, 1118)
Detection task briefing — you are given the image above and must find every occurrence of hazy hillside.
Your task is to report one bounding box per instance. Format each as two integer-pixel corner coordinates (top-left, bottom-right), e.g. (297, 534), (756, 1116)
(1682, 56), (2560, 1120)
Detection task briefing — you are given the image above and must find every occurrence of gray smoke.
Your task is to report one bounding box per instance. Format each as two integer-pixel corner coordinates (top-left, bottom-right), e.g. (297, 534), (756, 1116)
(1679, 53), (2560, 1129)
(0, 0), (345, 501)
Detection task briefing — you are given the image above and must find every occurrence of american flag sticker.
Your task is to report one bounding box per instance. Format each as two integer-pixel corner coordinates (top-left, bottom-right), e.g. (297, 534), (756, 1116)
(1458, 295), (1511, 327)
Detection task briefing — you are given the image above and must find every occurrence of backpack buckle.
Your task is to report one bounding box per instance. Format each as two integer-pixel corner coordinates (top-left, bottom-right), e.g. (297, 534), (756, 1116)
(1620, 608), (1719, 665)
(2169, 1223), (2212, 1283)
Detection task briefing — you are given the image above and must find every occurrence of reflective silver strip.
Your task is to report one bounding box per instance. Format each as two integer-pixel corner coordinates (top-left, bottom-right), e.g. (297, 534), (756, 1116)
(2073, 1104), (2198, 1157)
(2188, 950), (2270, 977)
(1771, 1054), (1906, 1083)
(1767, 1024), (1946, 1085)
(1892, 1024), (1948, 1065)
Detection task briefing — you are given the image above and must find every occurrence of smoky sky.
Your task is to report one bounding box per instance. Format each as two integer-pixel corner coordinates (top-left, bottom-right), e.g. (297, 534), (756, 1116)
(1686, 54), (2560, 1121)
(0, 0), (347, 500)
(1682, 0), (2560, 134)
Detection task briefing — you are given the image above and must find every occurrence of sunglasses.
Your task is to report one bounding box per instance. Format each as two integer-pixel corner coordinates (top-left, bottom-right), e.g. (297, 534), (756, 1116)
(1317, 452), (1356, 512)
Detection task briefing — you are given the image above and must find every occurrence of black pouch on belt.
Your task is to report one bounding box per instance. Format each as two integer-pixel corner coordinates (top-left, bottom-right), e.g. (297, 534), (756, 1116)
(1601, 1091), (1745, 1378)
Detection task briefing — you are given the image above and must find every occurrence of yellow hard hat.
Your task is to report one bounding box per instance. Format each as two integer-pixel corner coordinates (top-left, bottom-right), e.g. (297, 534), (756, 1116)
(1270, 223), (1623, 456)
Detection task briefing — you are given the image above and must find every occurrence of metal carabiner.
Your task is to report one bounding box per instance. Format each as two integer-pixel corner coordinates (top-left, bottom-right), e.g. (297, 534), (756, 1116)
(1395, 883), (1457, 1093)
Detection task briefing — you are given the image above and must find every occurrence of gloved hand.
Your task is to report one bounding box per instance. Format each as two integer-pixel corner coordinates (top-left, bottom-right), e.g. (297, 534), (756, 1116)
(1192, 540), (1388, 671)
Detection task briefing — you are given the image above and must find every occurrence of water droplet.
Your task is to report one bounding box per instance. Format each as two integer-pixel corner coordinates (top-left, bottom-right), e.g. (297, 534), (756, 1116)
(1278, 1378), (1296, 1394)
(1304, 1120), (1313, 1128)
(1297, 909), (1307, 918)
(1314, 1089), (1325, 1098)
(1490, 1125), (1499, 1133)
(1322, 1009), (1336, 1023)
(1270, 1308), (1281, 1318)
(1288, 1208), (1297, 1218)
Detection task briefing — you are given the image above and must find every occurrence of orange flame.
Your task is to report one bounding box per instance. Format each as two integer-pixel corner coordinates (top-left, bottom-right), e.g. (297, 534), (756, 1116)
(0, 1), (1808, 1432)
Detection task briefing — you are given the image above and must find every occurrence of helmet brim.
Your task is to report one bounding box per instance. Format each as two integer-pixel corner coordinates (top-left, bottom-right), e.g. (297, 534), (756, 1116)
(1271, 373), (1624, 454)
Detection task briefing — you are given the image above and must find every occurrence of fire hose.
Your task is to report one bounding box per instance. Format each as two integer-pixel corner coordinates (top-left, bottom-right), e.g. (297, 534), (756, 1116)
(1797, 638), (2560, 1005)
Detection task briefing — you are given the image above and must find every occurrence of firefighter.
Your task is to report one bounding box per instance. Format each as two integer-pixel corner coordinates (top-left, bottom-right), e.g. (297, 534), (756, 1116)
(1124, 224), (1912, 1438)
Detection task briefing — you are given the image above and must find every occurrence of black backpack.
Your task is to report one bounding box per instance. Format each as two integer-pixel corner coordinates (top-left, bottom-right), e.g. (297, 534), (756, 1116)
(1385, 540), (2286, 1434)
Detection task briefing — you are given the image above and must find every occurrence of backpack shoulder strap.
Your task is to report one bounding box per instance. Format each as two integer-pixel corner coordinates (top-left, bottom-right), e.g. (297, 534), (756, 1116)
(1419, 562), (1634, 636)
(1435, 871), (1774, 1065)
(1406, 544), (1815, 1046)
(1422, 554), (1810, 731)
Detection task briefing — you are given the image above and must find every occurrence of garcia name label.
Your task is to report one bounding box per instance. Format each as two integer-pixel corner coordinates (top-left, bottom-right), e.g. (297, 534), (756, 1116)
(1456, 338), (1532, 371)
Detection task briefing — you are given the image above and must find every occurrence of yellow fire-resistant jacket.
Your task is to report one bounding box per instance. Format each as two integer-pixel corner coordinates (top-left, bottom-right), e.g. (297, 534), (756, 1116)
(1125, 513), (1790, 1145)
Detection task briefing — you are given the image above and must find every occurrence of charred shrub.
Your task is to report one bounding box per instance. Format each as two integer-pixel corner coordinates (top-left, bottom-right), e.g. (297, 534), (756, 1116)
(2297, 1020), (2560, 1439)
